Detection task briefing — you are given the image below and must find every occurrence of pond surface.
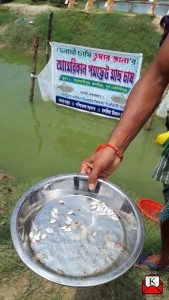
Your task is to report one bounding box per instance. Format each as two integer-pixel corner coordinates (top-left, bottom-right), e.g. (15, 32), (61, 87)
(0, 49), (165, 202)
(100, 0), (169, 16)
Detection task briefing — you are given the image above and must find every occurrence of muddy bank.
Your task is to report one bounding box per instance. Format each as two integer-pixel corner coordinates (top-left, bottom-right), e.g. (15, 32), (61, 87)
(4, 3), (59, 16)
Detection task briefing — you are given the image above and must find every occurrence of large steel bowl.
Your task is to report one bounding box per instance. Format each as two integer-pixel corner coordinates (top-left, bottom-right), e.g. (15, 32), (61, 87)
(10, 173), (144, 287)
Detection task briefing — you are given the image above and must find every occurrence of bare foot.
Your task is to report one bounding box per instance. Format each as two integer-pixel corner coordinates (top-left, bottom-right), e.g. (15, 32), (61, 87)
(145, 254), (169, 268)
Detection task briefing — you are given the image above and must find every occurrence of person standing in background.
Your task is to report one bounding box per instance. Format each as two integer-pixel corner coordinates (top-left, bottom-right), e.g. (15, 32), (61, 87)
(148, 0), (157, 17)
(159, 15), (169, 48)
(156, 15), (169, 118)
(104, 0), (114, 14)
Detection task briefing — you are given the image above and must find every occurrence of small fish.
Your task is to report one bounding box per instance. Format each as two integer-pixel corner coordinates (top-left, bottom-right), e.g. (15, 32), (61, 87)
(50, 219), (56, 224)
(58, 269), (65, 275)
(36, 252), (44, 262)
(90, 200), (99, 205)
(96, 206), (101, 212)
(45, 228), (53, 234)
(66, 216), (73, 223)
(110, 214), (119, 221)
(90, 205), (97, 210)
(29, 231), (34, 239)
(60, 225), (67, 230)
(41, 233), (47, 240)
(51, 211), (58, 218)
(64, 227), (72, 232)
(114, 242), (129, 253)
(53, 208), (58, 214)
(107, 208), (113, 215)
(90, 201), (98, 205)
(107, 256), (116, 265)
(65, 220), (72, 226)
(32, 223), (39, 232)
(58, 200), (64, 204)
(102, 207), (109, 214)
(92, 231), (96, 238)
(34, 233), (41, 241)
(67, 210), (75, 215)
(99, 212), (106, 216)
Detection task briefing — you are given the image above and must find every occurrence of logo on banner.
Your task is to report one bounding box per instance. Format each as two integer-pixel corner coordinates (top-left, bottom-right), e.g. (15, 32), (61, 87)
(142, 275), (163, 294)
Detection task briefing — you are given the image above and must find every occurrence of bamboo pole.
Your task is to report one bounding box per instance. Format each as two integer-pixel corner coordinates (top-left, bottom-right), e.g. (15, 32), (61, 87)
(29, 35), (39, 102)
(46, 12), (53, 64)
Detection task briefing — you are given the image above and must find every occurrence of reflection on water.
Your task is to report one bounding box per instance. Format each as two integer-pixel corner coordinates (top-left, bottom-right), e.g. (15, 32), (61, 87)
(29, 102), (43, 154)
(0, 54), (165, 203)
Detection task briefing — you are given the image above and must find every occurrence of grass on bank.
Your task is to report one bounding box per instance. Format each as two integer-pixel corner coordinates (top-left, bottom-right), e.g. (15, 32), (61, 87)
(1, 172), (169, 300)
(0, 7), (160, 70)
(0, 6), (16, 25)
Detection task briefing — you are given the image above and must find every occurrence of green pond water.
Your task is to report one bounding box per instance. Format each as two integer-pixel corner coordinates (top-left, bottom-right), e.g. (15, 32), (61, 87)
(0, 49), (165, 202)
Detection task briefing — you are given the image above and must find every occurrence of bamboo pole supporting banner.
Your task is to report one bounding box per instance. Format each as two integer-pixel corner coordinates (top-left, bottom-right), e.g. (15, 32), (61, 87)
(29, 35), (39, 102)
(46, 12), (53, 64)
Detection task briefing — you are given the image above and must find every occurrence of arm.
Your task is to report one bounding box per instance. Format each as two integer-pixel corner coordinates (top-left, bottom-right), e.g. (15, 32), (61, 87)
(108, 36), (169, 151)
(80, 35), (169, 190)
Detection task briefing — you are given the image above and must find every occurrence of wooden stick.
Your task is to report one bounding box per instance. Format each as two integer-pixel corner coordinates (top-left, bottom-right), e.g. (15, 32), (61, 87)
(29, 35), (39, 102)
(46, 12), (53, 64)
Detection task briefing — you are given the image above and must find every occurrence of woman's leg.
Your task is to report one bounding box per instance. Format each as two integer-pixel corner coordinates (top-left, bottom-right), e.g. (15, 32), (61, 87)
(144, 183), (169, 267)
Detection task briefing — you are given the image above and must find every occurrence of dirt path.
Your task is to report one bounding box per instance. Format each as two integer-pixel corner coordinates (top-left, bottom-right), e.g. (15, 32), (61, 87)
(4, 3), (59, 17)
(3, 3), (162, 31)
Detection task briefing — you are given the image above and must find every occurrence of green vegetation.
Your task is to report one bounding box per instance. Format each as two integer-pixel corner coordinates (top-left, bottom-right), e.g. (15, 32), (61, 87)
(0, 7), (160, 70)
(0, 6), (16, 25)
